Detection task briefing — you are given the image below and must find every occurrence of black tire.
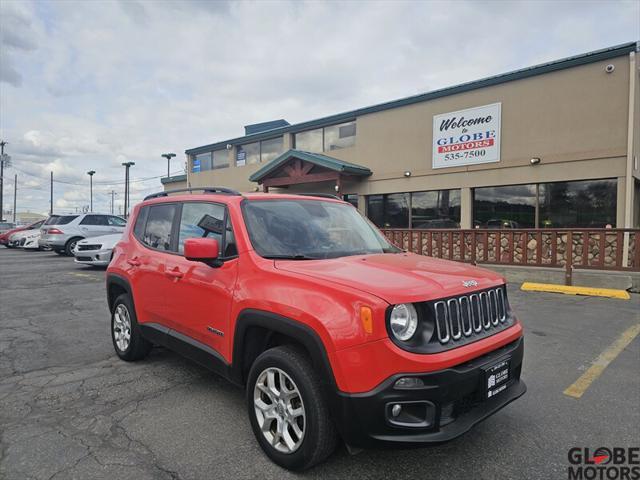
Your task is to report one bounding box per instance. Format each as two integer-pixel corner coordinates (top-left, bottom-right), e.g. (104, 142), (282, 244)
(64, 237), (83, 256)
(111, 293), (152, 361)
(247, 345), (338, 471)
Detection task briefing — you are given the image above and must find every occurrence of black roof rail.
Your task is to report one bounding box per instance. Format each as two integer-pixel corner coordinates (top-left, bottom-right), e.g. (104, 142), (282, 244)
(296, 193), (343, 200)
(144, 187), (242, 201)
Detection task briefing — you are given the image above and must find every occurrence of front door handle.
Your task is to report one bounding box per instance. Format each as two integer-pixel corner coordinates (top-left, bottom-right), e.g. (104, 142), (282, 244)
(127, 257), (141, 267)
(165, 268), (184, 280)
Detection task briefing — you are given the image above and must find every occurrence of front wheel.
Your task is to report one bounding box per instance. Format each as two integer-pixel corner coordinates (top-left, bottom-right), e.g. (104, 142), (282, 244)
(247, 346), (338, 471)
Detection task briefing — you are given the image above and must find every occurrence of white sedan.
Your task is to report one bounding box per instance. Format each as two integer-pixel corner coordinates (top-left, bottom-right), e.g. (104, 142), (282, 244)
(72, 233), (122, 267)
(8, 228), (43, 250)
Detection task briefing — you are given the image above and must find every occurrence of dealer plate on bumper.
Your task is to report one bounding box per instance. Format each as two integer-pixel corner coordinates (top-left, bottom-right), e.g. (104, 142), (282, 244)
(484, 358), (510, 399)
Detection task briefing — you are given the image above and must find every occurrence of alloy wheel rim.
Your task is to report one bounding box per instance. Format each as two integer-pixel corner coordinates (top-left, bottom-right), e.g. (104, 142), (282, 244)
(113, 304), (132, 352)
(253, 367), (306, 454)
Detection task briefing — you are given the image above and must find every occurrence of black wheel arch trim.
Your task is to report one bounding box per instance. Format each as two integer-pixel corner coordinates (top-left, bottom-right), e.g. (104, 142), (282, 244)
(230, 309), (337, 389)
(106, 273), (134, 313)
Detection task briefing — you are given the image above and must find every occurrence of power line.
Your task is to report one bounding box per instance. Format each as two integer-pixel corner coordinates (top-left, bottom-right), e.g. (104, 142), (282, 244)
(9, 165), (184, 186)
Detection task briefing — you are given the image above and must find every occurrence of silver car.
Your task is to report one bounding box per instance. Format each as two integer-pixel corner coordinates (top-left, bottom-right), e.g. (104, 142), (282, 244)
(40, 213), (126, 256)
(73, 233), (122, 267)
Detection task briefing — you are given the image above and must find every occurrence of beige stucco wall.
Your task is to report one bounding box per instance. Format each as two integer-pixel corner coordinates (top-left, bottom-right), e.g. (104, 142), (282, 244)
(169, 53), (637, 225)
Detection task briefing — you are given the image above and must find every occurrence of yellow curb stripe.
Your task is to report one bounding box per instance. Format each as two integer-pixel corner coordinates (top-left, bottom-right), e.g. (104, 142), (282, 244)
(563, 323), (640, 399)
(520, 282), (630, 300)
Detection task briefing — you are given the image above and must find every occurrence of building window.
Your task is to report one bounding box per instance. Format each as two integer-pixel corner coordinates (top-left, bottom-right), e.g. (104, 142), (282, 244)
(260, 137), (284, 163)
(473, 179), (617, 228)
(294, 121), (357, 153)
(411, 190), (461, 228)
(193, 152), (211, 172)
(538, 179), (616, 228)
(367, 193), (410, 228)
(237, 142), (260, 166)
(473, 184), (537, 228)
(324, 121), (356, 151)
(342, 194), (358, 208)
(212, 149), (229, 169)
(294, 128), (323, 153)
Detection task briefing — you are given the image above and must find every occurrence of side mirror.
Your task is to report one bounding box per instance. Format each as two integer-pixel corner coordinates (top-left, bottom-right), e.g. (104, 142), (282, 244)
(184, 238), (221, 267)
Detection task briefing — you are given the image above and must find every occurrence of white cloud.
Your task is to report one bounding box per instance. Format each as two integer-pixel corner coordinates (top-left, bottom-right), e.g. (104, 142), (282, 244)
(0, 0), (638, 215)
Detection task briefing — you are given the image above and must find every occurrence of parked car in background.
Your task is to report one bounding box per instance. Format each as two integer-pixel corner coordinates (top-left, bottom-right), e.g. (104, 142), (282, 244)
(8, 227), (42, 249)
(485, 219), (520, 229)
(41, 214), (127, 256)
(1, 220), (44, 247)
(0, 221), (16, 234)
(73, 233), (122, 267)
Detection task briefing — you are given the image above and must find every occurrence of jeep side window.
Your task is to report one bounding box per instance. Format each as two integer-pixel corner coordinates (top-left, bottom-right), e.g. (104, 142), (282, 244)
(177, 202), (225, 255)
(143, 204), (177, 251)
(133, 207), (149, 240)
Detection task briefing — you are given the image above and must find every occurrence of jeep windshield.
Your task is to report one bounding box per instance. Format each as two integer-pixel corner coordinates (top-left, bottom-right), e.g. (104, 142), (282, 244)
(242, 199), (401, 259)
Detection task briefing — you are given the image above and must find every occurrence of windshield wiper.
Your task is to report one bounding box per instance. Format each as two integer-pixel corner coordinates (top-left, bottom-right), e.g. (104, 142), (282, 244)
(263, 254), (318, 260)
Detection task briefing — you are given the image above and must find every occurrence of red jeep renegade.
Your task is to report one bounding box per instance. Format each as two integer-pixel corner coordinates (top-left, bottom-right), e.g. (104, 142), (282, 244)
(106, 187), (526, 470)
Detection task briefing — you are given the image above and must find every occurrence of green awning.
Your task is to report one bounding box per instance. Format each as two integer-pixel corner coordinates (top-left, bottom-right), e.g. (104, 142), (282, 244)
(249, 149), (371, 183)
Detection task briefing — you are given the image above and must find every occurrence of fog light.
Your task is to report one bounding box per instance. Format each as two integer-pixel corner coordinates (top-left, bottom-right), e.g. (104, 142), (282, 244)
(391, 404), (402, 417)
(394, 377), (425, 390)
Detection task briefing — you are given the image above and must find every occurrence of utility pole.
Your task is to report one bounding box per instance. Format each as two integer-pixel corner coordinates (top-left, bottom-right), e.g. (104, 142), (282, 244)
(12, 174), (17, 223)
(110, 190), (117, 215)
(161, 153), (176, 178)
(0, 140), (7, 222)
(121, 161), (135, 218)
(87, 170), (95, 212)
(50, 171), (53, 215)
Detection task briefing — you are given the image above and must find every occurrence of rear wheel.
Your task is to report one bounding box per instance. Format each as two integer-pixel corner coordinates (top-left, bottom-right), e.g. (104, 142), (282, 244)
(65, 237), (82, 256)
(111, 294), (152, 361)
(247, 346), (338, 471)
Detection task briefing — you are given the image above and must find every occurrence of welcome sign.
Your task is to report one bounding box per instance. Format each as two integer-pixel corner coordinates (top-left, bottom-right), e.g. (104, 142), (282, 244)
(432, 102), (501, 169)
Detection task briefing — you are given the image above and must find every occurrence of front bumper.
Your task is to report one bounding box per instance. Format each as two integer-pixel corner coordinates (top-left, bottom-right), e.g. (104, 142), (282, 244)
(332, 336), (525, 448)
(73, 248), (112, 266)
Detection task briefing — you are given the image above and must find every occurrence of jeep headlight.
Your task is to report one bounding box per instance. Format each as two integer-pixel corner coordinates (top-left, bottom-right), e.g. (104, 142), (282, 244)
(389, 303), (418, 341)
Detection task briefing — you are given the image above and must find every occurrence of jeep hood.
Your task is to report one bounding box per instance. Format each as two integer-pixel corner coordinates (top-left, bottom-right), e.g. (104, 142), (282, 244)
(274, 252), (504, 304)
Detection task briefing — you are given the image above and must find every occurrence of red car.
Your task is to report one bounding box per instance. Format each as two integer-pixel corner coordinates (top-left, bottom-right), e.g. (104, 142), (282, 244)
(106, 188), (525, 470)
(0, 219), (46, 247)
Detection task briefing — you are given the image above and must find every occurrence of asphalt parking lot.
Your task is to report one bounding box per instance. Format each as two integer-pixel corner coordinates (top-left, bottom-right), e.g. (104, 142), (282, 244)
(1, 248), (638, 480)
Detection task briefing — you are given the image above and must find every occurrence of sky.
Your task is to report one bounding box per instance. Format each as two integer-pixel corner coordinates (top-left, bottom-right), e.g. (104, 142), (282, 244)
(0, 0), (638, 217)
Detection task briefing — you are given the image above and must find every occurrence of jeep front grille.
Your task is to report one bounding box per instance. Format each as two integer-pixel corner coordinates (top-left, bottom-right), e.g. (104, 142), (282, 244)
(434, 287), (508, 345)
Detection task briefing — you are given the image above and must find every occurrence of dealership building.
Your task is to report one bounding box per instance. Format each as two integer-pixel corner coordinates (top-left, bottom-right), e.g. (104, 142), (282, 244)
(163, 42), (639, 231)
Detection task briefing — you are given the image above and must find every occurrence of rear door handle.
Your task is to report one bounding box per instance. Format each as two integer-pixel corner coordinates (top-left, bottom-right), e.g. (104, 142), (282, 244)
(165, 269), (184, 280)
(127, 257), (141, 267)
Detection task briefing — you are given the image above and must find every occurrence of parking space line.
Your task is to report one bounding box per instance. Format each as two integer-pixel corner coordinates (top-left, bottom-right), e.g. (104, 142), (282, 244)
(67, 272), (102, 280)
(563, 323), (640, 399)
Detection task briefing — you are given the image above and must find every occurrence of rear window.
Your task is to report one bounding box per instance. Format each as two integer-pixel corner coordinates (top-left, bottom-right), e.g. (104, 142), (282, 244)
(56, 216), (78, 225)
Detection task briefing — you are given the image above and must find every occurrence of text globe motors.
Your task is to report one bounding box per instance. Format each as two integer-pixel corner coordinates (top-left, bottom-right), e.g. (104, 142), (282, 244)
(432, 102), (501, 169)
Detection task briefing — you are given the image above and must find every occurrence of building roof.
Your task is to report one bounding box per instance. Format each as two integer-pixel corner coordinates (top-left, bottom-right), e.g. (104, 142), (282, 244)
(249, 149), (372, 183)
(244, 119), (290, 135)
(160, 174), (187, 185)
(186, 41), (638, 156)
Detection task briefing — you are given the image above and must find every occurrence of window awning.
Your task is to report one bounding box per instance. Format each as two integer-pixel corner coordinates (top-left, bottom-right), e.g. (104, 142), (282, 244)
(249, 149), (372, 188)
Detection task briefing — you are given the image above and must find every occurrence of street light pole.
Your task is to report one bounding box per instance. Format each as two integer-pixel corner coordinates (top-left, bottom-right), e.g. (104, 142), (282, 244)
(121, 162), (135, 218)
(161, 153), (176, 178)
(13, 174), (17, 223)
(87, 170), (96, 212)
(110, 190), (117, 215)
(0, 140), (7, 222)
